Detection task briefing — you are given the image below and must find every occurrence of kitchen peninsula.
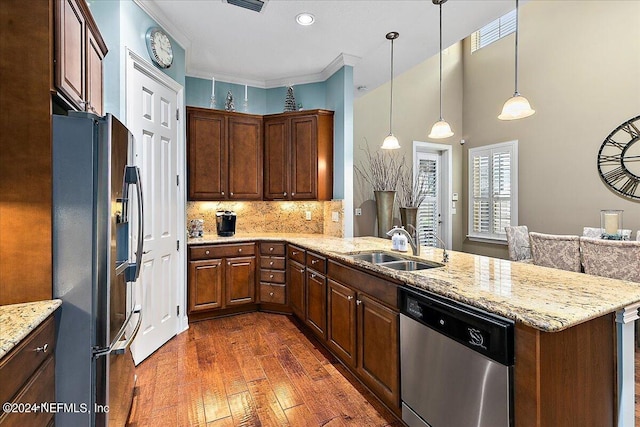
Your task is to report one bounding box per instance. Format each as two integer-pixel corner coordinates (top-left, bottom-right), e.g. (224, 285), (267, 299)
(188, 233), (640, 427)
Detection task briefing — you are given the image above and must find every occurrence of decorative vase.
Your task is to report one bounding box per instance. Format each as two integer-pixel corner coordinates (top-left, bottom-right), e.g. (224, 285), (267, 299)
(400, 207), (419, 232)
(374, 190), (396, 238)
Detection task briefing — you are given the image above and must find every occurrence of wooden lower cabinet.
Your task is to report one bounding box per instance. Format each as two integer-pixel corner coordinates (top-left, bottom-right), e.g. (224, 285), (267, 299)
(225, 256), (256, 306)
(288, 260), (306, 319)
(356, 294), (399, 411)
(327, 279), (357, 368)
(305, 269), (326, 339)
(188, 259), (223, 312)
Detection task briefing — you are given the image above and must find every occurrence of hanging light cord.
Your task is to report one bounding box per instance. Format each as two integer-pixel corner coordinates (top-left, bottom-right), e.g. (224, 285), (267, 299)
(514, 0), (520, 96)
(389, 37), (395, 134)
(438, 1), (443, 121)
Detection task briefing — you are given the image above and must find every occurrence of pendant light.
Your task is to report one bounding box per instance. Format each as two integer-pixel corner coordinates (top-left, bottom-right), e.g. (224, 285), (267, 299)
(428, 0), (453, 139)
(498, 0), (535, 120)
(381, 31), (401, 150)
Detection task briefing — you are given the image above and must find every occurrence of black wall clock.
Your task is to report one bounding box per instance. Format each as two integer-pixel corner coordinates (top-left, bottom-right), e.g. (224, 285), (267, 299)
(597, 115), (640, 201)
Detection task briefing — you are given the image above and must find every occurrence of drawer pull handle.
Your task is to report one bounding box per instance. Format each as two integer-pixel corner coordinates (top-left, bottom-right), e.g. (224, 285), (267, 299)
(205, 250), (210, 255)
(347, 296), (354, 301)
(35, 343), (49, 353)
(269, 292), (274, 297)
(356, 300), (362, 306)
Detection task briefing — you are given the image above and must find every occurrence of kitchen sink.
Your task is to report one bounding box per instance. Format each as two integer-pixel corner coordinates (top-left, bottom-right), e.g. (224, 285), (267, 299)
(378, 260), (444, 271)
(349, 251), (404, 264)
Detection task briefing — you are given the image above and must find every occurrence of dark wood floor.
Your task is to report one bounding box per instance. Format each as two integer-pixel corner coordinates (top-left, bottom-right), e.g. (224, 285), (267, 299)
(127, 312), (401, 426)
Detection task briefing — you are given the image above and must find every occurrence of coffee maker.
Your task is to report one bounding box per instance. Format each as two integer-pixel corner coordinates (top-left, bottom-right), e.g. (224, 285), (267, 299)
(216, 210), (237, 236)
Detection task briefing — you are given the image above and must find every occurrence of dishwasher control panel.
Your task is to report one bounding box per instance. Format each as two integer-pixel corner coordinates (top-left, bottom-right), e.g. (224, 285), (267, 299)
(400, 287), (514, 366)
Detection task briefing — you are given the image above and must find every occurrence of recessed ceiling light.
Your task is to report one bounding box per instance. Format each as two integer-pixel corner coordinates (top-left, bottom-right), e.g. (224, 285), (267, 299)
(296, 13), (315, 26)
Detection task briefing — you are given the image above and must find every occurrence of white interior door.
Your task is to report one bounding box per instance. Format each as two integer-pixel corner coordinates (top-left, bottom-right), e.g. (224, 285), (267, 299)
(416, 152), (442, 247)
(126, 51), (182, 364)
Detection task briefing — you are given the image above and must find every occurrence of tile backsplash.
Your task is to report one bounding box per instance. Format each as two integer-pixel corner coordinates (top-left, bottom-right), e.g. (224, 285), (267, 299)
(187, 200), (344, 237)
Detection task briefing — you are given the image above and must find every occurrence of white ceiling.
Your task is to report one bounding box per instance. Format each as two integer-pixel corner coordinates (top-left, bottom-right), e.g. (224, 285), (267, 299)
(137, 0), (515, 95)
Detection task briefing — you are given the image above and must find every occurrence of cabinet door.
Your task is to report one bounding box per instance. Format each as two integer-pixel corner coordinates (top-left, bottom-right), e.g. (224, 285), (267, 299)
(263, 118), (289, 200)
(327, 279), (356, 368)
(288, 260), (305, 320)
(188, 259), (223, 313)
(228, 115), (262, 200)
(85, 29), (104, 116)
(305, 269), (326, 340)
(187, 110), (226, 200)
(290, 115), (317, 200)
(56, 0), (85, 109)
(225, 256), (256, 306)
(357, 294), (400, 410)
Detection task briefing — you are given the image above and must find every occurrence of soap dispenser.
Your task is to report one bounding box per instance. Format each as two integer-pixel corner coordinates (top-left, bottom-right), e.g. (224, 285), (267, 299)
(391, 226), (400, 250)
(397, 227), (408, 252)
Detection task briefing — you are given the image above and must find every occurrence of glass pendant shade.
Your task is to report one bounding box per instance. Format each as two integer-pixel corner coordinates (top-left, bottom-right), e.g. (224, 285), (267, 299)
(381, 133), (400, 150)
(428, 119), (454, 139)
(498, 94), (535, 120)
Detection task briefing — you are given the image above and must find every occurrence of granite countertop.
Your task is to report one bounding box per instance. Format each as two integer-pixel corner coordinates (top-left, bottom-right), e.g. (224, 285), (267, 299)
(189, 233), (640, 332)
(0, 299), (62, 359)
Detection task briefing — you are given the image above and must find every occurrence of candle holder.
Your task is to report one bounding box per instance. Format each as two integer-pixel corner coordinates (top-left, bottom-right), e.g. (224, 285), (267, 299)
(600, 209), (623, 240)
(209, 94), (216, 109)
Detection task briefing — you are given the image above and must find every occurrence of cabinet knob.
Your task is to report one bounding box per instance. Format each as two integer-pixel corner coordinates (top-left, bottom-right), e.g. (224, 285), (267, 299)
(356, 300), (362, 306)
(347, 296), (354, 301)
(311, 259), (317, 264)
(300, 269), (305, 273)
(34, 343), (49, 353)
(228, 262), (231, 265)
(269, 292), (274, 297)
(311, 273), (316, 279)
(292, 251), (298, 255)
(230, 192), (234, 196)
(292, 192), (295, 196)
(238, 248), (242, 252)
(269, 261), (274, 266)
(284, 192), (287, 196)
(269, 274), (274, 279)
(269, 247), (274, 252)
(205, 250), (210, 255)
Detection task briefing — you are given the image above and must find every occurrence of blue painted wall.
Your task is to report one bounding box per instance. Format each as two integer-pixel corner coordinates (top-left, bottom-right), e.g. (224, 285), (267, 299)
(88, 0), (186, 120)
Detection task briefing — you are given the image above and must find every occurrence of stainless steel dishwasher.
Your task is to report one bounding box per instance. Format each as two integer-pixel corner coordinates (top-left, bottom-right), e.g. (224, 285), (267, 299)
(399, 287), (515, 427)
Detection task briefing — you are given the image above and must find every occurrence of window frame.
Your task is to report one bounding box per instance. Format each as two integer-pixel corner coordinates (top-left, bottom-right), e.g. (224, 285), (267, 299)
(467, 140), (519, 244)
(471, 9), (517, 53)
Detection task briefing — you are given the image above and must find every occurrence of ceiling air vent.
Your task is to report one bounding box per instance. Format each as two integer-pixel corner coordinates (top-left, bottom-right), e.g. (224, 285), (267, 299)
(224, 0), (268, 13)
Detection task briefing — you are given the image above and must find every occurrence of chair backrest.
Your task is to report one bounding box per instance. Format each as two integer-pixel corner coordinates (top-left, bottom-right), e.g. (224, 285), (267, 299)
(529, 232), (581, 272)
(582, 227), (602, 238)
(505, 225), (531, 262)
(580, 237), (640, 282)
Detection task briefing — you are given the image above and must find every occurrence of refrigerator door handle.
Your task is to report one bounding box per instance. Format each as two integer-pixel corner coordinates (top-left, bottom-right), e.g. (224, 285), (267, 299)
(125, 166), (145, 282)
(93, 306), (142, 358)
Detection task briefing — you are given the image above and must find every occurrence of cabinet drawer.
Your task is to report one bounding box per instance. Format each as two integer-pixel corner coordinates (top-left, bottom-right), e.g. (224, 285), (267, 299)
(260, 242), (285, 256)
(260, 256), (285, 270)
(306, 252), (326, 273)
(259, 283), (286, 305)
(190, 243), (255, 260)
(0, 315), (55, 407)
(288, 245), (306, 264)
(260, 269), (285, 284)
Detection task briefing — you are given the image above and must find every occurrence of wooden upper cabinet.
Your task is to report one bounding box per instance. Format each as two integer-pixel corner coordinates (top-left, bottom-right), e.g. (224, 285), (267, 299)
(187, 107), (262, 201)
(263, 110), (334, 201)
(55, 0), (107, 114)
(228, 115), (263, 200)
(188, 109), (226, 200)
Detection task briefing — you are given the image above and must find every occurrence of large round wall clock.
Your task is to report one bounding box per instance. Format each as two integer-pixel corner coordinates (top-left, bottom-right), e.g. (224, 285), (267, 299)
(145, 27), (174, 69)
(597, 115), (640, 201)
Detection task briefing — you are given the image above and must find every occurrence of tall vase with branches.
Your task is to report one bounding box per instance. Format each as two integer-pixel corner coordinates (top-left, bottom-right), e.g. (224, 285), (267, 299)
(354, 140), (404, 237)
(398, 164), (429, 232)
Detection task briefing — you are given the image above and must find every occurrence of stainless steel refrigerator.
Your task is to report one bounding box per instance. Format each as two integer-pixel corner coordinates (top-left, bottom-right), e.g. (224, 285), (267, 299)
(53, 112), (144, 427)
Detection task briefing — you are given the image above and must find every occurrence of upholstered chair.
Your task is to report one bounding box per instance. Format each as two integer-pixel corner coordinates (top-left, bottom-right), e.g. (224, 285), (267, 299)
(580, 237), (640, 282)
(505, 225), (532, 263)
(529, 232), (582, 272)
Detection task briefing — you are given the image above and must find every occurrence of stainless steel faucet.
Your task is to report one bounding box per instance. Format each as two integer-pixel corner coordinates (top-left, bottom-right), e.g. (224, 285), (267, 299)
(429, 232), (449, 263)
(386, 225), (421, 256)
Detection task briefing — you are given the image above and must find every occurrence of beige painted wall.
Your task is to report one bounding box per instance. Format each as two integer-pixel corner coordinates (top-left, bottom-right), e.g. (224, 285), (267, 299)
(353, 42), (465, 250)
(462, 0), (640, 258)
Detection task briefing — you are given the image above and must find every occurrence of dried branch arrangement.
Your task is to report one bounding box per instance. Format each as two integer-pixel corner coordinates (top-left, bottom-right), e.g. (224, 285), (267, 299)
(399, 165), (429, 207)
(354, 140), (404, 192)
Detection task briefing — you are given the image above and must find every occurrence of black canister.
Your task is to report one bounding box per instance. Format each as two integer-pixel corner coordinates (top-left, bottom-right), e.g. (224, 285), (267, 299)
(216, 210), (236, 237)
